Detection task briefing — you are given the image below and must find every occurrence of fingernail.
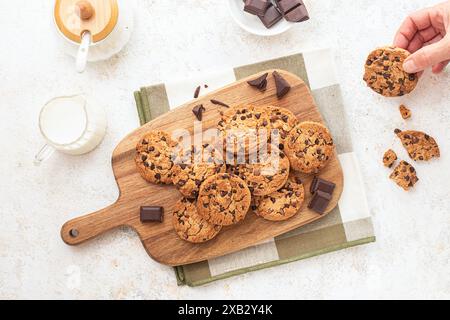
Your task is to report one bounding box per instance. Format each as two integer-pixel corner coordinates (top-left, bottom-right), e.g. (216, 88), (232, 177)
(403, 59), (418, 73)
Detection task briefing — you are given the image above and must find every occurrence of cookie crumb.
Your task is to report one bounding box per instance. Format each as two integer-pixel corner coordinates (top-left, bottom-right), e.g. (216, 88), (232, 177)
(399, 104), (411, 119)
(389, 160), (418, 191)
(383, 149), (397, 168)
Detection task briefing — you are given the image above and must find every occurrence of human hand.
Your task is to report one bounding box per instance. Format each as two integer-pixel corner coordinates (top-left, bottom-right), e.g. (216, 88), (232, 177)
(394, 1), (450, 74)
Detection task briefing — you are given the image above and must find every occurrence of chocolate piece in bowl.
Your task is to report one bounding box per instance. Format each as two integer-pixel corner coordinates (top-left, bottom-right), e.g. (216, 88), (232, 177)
(244, 0), (270, 16)
(276, 0), (310, 22)
(259, 4), (283, 29)
(285, 4), (309, 22)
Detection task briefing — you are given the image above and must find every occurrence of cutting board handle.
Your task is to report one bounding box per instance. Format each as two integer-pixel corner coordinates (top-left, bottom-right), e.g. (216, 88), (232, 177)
(61, 201), (131, 246)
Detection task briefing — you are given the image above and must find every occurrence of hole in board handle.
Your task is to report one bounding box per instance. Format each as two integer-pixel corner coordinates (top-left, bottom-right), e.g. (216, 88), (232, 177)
(69, 229), (79, 238)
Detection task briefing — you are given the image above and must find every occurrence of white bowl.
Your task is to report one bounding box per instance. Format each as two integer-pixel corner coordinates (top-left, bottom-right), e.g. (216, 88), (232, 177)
(228, 0), (294, 36)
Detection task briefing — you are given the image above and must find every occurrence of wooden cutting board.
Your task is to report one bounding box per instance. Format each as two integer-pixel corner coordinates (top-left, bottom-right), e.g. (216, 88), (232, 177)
(61, 70), (344, 266)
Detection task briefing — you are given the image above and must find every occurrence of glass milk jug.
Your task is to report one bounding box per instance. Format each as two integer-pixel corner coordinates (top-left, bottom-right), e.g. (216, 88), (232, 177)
(34, 94), (107, 164)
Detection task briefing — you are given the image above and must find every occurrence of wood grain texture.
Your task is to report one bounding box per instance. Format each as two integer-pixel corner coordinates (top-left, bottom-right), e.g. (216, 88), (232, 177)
(54, 0), (118, 43)
(61, 70), (344, 266)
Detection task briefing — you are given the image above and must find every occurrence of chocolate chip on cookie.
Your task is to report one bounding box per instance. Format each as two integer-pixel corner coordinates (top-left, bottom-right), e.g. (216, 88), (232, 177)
(197, 173), (251, 226)
(285, 121), (335, 173)
(383, 149), (398, 168)
(252, 175), (305, 221)
(135, 130), (178, 184)
(364, 46), (418, 97)
(172, 198), (222, 243)
(395, 129), (440, 161)
(389, 160), (419, 191)
(171, 144), (226, 199)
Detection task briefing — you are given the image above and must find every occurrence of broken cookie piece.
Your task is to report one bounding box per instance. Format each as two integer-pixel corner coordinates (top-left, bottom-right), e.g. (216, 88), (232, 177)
(389, 160), (419, 191)
(399, 104), (412, 119)
(395, 129), (440, 161)
(383, 149), (397, 168)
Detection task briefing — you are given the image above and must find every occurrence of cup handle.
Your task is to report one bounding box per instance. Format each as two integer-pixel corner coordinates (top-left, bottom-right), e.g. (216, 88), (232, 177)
(76, 31), (91, 73)
(34, 144), (55, 166)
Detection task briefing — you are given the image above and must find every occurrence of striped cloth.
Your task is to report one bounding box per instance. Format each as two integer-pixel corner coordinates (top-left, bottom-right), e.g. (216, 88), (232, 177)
(134, 49), (376, 287)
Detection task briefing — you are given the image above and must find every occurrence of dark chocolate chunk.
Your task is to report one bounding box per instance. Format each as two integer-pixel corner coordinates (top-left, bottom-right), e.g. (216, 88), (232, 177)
(140, 206), (164, 223)
(192, 104), (206, 121)
(310, 176), (318, 194)
(244, 0), (270, 16)
(273, 71), (291, 98)
(310, 177), (336, 195)
(194, 86), (201, 99)
(247, 73), (269, 91)
(258, 79), (268, 91)
(210, 99), (230, 108)
(247, 73), (268, 87)
(259, 4), (283, 29)
(284, 3), (309, 22)
(307, 191), (331, 214)
(276, 0), (300, 14)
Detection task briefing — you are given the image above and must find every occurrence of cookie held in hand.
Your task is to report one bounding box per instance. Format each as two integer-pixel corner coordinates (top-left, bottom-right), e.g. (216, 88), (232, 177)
(364, 46), (418, 97)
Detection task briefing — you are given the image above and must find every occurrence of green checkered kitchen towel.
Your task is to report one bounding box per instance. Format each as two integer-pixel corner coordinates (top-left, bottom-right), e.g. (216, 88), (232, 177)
(134, 49), (376, 287)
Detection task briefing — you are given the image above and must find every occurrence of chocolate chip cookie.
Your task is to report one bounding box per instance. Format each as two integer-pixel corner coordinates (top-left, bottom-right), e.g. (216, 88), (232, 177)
(171, 144), (226, 198)
(252, 175), (305, 221)
(218, 105), (271, 154)
(285, 121), (334, 173)
(135, 130), (178, 184)
(389, 160), (419, 191)
(364, 46), (418, 97)
(197, 173), (251, 226)
(383, 149), (397, 168)
(172, 198), (222, 243)
(395, 129), (440, 161)
(229, 146), (290, 196)
(264, 106), (299, 151)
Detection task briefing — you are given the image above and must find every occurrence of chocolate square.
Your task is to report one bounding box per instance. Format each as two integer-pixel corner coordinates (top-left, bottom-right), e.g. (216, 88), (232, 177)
(285, 4), (309, 22)
(310, 177), (336, 195)
(308, 191), (331, 214)
(276, 0), (301, 14)
(244, 0), (270, 16)
(258, 4), (283, 29)
(140, 206), (164, 223)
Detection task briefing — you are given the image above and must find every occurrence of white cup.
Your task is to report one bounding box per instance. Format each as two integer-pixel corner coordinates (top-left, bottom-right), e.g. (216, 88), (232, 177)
(34, 94), (107, 165)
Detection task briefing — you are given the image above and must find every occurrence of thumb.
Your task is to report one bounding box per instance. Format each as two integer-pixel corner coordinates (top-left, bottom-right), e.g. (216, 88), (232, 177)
(403, 37), (450, 73)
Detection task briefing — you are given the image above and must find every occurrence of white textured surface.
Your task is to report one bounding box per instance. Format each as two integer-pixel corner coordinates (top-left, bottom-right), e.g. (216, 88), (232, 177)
(0, 0), (449, 299)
